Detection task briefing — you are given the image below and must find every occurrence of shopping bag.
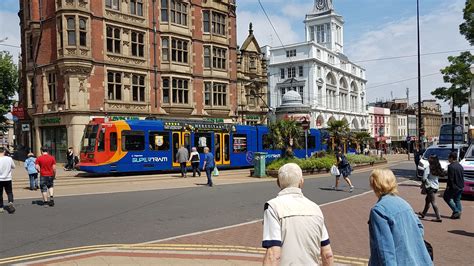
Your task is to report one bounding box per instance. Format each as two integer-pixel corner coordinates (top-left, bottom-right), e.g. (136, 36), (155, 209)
(330, 165), (340, 176)
(212, 166), (219, 176)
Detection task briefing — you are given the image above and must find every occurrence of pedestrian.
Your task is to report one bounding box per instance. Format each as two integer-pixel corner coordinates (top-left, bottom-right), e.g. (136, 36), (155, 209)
(35, 147), (57, 207)
(65, 147), (74, 171)
(333, 147), (354, 192)
(202, 147), (214, 187)
(176, 145), (189, 178)
(0, 147), (16, 214)
(368, 168), (432, 265)
(262, 163), (333, 265)
(414, 143), (424, 171)
(24, 152), (39, 191)
(189, 147), (201, 177)
(417, 155), (442, 222)
(444, 151), (464, 219)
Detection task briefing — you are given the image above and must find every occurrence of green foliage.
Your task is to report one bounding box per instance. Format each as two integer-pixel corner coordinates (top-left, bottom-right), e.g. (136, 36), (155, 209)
(352, 131), (371, 146)
(460, 0), (474, 45)
(266, 119), (303, 158)
(431, 51), (474, 109)
(326, 119), (350, 147)
(0, 51), (18, 132)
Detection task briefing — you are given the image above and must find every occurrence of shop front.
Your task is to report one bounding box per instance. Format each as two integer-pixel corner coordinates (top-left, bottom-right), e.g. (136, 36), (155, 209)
(40, 117), (68, 163)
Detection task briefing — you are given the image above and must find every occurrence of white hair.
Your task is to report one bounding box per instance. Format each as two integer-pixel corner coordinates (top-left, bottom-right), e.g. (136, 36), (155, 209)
(278, 163), (303, 189)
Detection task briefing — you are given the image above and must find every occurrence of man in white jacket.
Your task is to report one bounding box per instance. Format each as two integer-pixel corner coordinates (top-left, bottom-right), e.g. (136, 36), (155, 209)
(0, 147), (16, 214)
(262, 163), (334, 265)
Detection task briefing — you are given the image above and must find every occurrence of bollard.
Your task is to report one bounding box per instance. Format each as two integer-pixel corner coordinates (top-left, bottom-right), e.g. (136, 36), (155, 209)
(253, 152), (267, 178)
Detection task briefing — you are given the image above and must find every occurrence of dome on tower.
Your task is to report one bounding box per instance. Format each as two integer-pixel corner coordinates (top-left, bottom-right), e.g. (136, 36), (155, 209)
(281, 90), (303, 106)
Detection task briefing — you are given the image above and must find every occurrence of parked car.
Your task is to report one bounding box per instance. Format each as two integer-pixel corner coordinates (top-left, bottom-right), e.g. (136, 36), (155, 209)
(417, 144), (466, 180)
(460, 144), (474, 196)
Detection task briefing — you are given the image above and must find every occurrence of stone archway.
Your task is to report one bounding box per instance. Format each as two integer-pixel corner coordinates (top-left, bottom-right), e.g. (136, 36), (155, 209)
(316, 115), (324, 128)
(351, 118), (360, 130)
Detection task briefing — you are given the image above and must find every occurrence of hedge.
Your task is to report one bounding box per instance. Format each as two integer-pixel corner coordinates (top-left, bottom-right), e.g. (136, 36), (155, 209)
(267, 154), (385, 171)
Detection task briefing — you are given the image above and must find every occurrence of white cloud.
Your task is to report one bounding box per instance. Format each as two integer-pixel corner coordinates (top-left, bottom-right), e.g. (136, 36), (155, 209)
(0, 11), (21, 64)
(346, 0), (470, 112)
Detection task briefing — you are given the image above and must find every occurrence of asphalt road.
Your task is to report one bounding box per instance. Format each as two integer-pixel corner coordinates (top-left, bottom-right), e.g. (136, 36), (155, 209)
(0, 161), (414, 259)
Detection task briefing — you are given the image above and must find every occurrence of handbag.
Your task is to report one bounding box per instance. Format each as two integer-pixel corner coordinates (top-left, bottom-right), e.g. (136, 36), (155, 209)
(420, 183), (427, 195)
(212, 166), (219, 176)
(330, 165), (340, 176)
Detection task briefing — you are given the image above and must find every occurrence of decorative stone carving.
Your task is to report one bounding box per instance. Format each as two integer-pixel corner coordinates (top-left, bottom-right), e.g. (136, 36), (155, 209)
(106, 102), (149, 111)
(80, 49), (89, 56)
(66, 48), (77, 55)
(106, 54), (146, 66)
(60, 65), (92, 76)
(105, 9), (146, 25)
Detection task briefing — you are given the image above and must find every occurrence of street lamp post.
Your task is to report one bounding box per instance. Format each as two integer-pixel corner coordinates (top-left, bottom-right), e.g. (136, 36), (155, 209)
(417, 0), (423, 149)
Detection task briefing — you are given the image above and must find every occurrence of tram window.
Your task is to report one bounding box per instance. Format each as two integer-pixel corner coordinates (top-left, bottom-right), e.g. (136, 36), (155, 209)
(110, 132), (117, 151)
(308, 136), (316, 149)
(262, 134), (274, 150)
(122, 130), (145, 151)
(215, 134), (221, 161)
(97, 129), (105, 152)
(194, 133), (211, 153)
(149, 131), (170, 151)
(224, 134), (230, 161)
(233, 134), (247, 153)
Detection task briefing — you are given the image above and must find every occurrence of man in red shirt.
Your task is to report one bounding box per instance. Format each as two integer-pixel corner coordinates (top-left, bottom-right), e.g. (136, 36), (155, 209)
(36, 147), (57, 206)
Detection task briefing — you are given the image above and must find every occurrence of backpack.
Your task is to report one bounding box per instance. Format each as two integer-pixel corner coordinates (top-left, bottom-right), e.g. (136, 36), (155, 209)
(341, 155), (349, 166)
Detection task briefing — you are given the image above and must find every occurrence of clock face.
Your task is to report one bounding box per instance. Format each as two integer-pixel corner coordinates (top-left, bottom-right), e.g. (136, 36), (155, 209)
(316, 0), (326, 10)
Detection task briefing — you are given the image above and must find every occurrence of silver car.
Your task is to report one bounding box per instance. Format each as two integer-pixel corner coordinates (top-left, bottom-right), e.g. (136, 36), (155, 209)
(417, 144), (466, 180)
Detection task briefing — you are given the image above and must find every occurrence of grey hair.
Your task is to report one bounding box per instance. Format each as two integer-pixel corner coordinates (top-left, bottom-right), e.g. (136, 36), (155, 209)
(278, 163), (303, 189)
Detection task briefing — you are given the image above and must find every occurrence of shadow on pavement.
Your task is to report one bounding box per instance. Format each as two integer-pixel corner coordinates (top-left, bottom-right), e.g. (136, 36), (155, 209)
(391, 168), (417, 179)
(31, 200), (46, 206)
(448, 230), (474, 237)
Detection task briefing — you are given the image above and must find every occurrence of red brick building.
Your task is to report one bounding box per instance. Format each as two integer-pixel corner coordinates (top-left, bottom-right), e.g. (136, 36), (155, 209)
(18, 0), (237, 161)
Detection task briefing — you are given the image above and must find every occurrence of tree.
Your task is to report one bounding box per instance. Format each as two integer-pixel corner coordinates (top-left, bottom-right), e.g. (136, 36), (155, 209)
(326, 119), (350, 149)
(352, 131), (371, 150)
(266, 119), (303, 158)
(460, 0), (474, 45)
(0, 51), (18, 132)
(431, 51), (474, 123)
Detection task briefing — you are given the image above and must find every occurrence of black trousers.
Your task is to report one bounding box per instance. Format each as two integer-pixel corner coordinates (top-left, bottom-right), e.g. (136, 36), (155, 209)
(180, 162), (187, 177)
(191, 162), (201, 176)
(0, 180), (14, 207)
(422, 188), (440, 219)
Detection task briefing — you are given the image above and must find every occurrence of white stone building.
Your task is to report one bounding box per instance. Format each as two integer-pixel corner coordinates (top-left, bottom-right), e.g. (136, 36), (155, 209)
(265, 0), (368, 130)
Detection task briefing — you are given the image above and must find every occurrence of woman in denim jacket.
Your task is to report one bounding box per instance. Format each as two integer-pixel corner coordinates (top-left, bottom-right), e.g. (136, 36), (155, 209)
(368, 169), (432, 266)
(24, 153), (38, 190)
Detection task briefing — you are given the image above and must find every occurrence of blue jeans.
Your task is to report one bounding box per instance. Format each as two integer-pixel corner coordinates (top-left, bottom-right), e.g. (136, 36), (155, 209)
(205, 167), (213, 186)
(443, 188), (462, 214)
(29, 173), (38, 189)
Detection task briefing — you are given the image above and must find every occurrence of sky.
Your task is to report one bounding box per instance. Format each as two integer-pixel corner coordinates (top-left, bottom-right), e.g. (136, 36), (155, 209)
(1, 0), (471, 112)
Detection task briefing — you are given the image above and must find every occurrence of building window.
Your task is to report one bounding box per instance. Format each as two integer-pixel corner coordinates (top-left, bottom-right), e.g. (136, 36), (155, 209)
(106, 0), (119, 10)
(161, 38), (169, 61)
(106, 26), (121, 53)
(47, 73), (56, 102)
(309, 26), (315, 41)
(170, 0), (187, 26)
(162, 77), (169, 103)
(79, 18), (87, 46)
(287, 67), (296, 78)
(212, 47), (226, 69)
(328, 55), (335, 64)
(131, 31), (144, 57)
(172, 78), (189, 104)
(204, 46), (211, 68)
(67, 17), (76, 45)
(28, 35), (34, 60)
(286, 49), (296, 57)
(298, 66), (303, 77)
(161, 0), (168, 21)
(336, 25), (342, 43)
(203, 10), (226, 35)
(204, 82), (227, 107)
(130, 0), (143, 16)
(161, 37), (188, 63)
(316, 23), (330, 43)
(132, 74), (145, 102)
(29, 77), (35, 106)
(107, 71), (122, 100)
(280, 68), (285, 79)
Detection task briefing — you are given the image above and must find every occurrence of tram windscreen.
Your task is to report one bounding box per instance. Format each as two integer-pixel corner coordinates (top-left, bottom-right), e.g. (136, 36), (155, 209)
(81, 125), (99, 153)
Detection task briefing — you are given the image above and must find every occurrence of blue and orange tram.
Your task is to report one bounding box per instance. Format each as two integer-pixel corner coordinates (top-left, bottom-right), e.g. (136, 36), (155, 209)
(78, 118), (323, 174)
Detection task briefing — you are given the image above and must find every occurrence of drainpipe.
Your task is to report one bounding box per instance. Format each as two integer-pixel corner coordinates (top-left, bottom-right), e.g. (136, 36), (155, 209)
(31, 0), (44, 155)
(152, 0), (158, 110)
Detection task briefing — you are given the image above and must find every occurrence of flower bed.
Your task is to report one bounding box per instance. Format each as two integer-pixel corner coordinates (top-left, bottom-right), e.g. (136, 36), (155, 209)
(264, 154), (386, 177)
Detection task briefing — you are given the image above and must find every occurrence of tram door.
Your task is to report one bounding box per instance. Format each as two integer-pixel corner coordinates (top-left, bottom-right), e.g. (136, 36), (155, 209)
(214, 133), (230, 166)
(172, 131), (191, 168)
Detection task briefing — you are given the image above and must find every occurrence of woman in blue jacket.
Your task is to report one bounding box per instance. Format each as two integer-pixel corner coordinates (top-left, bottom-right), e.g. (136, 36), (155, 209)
(368, 169), (432, 265)
(24, 153), (38, 190)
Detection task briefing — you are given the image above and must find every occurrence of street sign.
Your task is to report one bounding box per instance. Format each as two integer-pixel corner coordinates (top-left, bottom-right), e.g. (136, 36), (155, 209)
(12, 106), (25, 120)
(21, 124), (30, 132)
(300, 116), (310, 130)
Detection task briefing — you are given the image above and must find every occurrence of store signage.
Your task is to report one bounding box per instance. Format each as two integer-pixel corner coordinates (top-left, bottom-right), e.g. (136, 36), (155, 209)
(132, 157), (168, 163)
(40, 117), (60, 125)
(110, 116), (140, 121)
(12, 106), (25, 120)
(21, 124), (30, 132)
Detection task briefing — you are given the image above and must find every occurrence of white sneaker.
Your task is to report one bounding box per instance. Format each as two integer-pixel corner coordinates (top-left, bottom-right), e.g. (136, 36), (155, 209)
(349, 186), (354, 192)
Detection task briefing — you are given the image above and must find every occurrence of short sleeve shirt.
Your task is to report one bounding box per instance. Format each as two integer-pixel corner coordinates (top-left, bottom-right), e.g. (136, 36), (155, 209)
(204, 153), (214, 169)
(36, 154), (56, 177)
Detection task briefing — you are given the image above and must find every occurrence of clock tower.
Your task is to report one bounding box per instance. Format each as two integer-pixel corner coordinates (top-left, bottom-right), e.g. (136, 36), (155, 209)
(305, 0), (344, 53)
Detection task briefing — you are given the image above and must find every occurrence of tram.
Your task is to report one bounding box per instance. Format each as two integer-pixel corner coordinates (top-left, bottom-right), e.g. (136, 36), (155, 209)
(78, 118), (322, 174)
